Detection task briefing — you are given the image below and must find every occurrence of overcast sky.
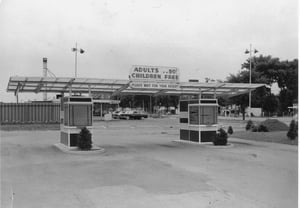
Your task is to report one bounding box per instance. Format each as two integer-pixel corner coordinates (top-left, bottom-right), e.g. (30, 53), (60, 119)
(0, 0), (298, 102)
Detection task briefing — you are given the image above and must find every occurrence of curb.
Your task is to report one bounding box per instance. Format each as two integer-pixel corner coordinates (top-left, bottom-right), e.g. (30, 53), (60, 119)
(53, 143), (105, 155)
(172, 140), (234, 148)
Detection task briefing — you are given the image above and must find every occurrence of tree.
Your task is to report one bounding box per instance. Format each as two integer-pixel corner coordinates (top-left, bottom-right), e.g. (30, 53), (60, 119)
(287, 120), (298, 140)
(228, 93), (248, 120)
(255, 57), (298, 112)
(227, 126), (233, 135)
(213, 128), (228, 146)
(246, 120), (253, 131)
(119, 95), (134, 108)
(226, 74), (268, 120)
(227, 55), (298, 116)
(77, 127), (92, 150)
(262, 94), (279, 116)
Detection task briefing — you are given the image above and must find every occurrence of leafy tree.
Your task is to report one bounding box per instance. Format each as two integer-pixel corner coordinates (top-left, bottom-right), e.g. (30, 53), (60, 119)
(255, 57), (298, 112)
(217, 97), (227, 107)
(287, 120), (298, 140)
(226, 61), (269, 119)
(119, 95), (135, 108)
(246, 120), (253, 130)
(77, 127), (92, 150)
(227, 126), (233, 135)
(262, 94), (279, 116)
(227, 55), (298, 116)
(213, 128), (228, 146)
(228, 93), (248, 120)
(242, 55), (277, 85)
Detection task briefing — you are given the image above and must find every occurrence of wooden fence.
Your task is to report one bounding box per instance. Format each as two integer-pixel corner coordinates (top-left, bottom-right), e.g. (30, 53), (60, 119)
(0, 103), (60, 124)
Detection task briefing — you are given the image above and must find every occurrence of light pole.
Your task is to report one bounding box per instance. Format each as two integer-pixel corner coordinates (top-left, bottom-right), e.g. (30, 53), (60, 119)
(245, 44), (258, 117)
(72, 42), (85, 77)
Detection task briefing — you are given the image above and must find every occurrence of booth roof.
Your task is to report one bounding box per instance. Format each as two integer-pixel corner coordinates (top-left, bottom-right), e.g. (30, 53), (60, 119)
(7, 76), (265, 97)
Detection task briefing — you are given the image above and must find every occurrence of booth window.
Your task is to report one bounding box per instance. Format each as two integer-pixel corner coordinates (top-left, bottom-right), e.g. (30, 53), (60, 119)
(200, 106), (217, 125)
(71, 105), (92, 126)
(189, 106), (200, 125)
(65, 105), (92, 126)
(64, 105), (68, 126)
(189, 105), (217, 125)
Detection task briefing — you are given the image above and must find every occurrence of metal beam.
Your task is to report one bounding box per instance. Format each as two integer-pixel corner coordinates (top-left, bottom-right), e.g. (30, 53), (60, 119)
(111, 81), (131, 97)
(62, 78), (75, 91)
(6, 76), (265, 97)
(35, 83), (44, 93)
(153, 89), (168, 97)
(225, 89), (252, 98)
(14, 82), (21, 96)
(34, 77), (45, 93)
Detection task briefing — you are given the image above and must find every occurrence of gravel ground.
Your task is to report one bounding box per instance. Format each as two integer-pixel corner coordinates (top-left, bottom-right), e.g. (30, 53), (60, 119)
(1, 117), (298, 208)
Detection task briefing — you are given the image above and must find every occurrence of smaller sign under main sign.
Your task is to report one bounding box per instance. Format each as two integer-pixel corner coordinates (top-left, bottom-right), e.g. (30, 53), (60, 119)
(130, 81), (180, 90)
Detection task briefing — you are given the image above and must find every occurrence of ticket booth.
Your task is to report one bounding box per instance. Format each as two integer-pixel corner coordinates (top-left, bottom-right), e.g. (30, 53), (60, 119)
(179, 99), (218, 143)
(60, 96), (93, 148)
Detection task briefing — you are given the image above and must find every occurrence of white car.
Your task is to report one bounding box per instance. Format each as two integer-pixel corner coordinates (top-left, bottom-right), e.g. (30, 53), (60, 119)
(112, 111), (124, 119)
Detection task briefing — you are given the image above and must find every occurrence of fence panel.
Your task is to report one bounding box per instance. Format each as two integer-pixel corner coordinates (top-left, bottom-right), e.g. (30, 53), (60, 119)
(0, 103), (60, 124)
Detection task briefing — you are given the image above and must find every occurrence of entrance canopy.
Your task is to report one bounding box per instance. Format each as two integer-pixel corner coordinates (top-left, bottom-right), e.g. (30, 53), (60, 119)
(7, 76), (265, 97)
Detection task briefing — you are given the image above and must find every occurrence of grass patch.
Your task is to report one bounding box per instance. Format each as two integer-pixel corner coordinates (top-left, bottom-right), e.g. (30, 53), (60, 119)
(232, 131), (298, 145)
(0, 123), (60, 131)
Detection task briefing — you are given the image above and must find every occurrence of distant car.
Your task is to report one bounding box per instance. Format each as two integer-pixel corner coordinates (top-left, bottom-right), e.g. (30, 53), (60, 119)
(119, 110), (148, 120)
(112, 111), (124, 119)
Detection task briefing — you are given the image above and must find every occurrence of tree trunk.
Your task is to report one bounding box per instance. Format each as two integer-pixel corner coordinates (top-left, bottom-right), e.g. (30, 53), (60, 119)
(241, 106), (245, 120)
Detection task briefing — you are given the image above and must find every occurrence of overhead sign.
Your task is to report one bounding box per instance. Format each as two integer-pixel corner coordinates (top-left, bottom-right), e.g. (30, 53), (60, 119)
(129, 65), (180, 82)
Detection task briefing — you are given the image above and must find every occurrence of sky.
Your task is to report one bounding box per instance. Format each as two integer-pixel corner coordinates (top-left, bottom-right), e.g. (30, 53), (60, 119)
(0, 0), (298, 102)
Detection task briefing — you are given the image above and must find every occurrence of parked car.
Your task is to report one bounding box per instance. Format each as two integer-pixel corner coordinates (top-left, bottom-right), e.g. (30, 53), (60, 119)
(112, 110), (124, 119)
(119, 110), (148, 120)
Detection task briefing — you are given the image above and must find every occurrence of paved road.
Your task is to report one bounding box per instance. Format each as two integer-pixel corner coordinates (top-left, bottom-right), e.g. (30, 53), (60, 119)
(1, 118), (298, 208)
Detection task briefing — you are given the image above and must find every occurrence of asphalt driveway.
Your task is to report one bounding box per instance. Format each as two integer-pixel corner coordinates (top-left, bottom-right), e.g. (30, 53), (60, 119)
(1, 118), (298, 208)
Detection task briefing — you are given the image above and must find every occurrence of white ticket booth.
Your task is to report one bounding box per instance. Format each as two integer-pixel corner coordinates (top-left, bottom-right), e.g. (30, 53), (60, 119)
(179, 99), (218, 143)
(60, 96), (93, 148)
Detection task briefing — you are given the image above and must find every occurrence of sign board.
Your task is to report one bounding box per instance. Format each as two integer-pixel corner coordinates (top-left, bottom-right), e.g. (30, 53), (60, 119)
(129, 81), (180, 90)
(129, 65), (180, 82)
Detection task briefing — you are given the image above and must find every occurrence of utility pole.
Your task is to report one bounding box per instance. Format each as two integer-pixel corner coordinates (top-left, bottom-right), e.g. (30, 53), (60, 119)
(72, 42), (85, 78)
(43, 58), (47, 101)
(245, 44), (258, 117)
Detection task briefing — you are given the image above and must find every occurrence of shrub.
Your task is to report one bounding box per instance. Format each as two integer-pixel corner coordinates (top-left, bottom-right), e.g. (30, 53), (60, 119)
(260, 119), (288, 132)
(77, 127), (92, 150)
(287, 120), (298, 140)
(251, 125), (258, 132)
(227, 126), (233, 135)
(246, 120), (253, 131)
(258, 124), (268, 132)
(213, 128), (228, 146)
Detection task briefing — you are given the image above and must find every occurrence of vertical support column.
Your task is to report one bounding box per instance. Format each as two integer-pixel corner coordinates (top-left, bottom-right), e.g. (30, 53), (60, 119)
(100, 103), (103, 119)
(198, 88), (202, 99)
(143, 100), (145, 111)
(60, 93), (64, 125)
(249, 89), (252, 117)
(69, 85), (72, 96)
(214, 88), (217, 99)
(74, 42), (78, 78)
(15, 93), (19, 104)
(88, 84), (91, 97)
(149, 95), (152, 114)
